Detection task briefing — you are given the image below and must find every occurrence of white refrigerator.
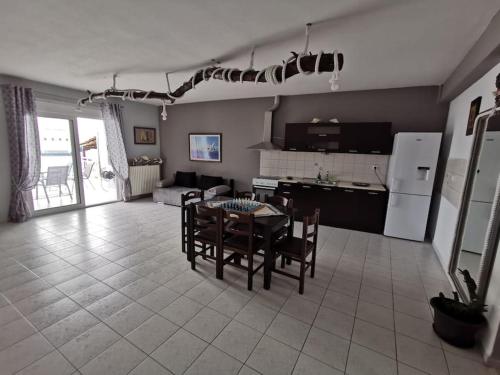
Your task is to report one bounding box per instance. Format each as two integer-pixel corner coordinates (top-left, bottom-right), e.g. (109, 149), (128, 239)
(384, 132), (442, 242)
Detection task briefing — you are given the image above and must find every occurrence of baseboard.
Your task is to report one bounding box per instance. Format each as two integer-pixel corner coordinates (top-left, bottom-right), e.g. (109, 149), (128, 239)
(130, 193), (153, 200)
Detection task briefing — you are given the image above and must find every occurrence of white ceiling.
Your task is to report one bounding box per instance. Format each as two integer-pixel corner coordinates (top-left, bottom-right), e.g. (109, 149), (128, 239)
(1, 0), (499, 104)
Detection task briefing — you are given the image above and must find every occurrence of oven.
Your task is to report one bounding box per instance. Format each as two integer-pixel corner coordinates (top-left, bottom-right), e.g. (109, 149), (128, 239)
(252, 177), (280, 202)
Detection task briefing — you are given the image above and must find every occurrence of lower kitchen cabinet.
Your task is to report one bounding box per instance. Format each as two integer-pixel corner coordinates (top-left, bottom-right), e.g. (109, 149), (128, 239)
(276, 182), (388, 234)
(356, 190), (388, 233)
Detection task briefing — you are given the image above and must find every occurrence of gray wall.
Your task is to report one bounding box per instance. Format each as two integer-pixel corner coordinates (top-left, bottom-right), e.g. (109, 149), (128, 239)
(160, 86), (448, 190)
(273, 86), (448, 146)
(0, 75), (159, 223)
(160, 97), (273, 191)
(119, 100), (160, 159)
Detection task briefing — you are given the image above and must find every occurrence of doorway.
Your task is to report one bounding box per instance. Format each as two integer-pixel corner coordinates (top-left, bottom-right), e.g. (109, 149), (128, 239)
(76, 117), (118, 206)
(32, 113), (118, 214)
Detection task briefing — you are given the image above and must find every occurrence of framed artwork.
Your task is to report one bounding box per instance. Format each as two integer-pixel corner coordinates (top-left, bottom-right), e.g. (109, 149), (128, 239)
(134, 127), (156, 144)
(466, 97), (482, 136)
(189, 133), (222, 162)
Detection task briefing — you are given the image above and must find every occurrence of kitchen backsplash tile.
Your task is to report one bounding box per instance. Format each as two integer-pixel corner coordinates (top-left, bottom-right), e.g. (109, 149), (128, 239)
(259, 151), (389, 184)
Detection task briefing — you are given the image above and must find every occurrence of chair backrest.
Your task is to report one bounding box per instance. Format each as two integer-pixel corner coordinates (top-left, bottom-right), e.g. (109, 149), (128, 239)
(266, 195), (294, 237)
(182, 191), (205, 207)
(223, 210), (255, 252)
(235, 191), (258, 200)
(301, 208), (320, 257)
(188, 204), (223, 242)
(265, 195), (292, 212)
(83, 161), (95, 178)
(45, 166), (70, 186)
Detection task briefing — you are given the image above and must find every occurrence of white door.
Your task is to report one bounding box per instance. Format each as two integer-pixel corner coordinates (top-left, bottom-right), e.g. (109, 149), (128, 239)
(384, 192), (431, 242)
(387, 133), (442, 196)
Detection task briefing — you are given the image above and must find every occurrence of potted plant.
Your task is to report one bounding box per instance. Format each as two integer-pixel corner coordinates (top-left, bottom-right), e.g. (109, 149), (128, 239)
(430, 269), (487, 348)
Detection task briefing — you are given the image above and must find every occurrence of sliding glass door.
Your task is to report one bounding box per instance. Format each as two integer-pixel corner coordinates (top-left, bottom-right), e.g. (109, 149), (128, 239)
(33, 116), (80, 211)
(33, 112), (119, 214)
(76, 117), (118, 205)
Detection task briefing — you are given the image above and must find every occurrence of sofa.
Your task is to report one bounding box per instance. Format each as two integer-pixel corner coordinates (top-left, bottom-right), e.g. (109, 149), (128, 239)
(153, 171), (234, 206)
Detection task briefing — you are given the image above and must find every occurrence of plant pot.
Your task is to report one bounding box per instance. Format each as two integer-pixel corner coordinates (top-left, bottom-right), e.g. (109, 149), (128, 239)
(430, 297), (486, 348)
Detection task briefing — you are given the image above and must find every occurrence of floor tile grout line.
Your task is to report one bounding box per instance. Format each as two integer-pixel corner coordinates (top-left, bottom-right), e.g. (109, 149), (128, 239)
(289, 227), (343, 374)
(0, 204), (474, 375)
(0, 290), (80, 375)
(8, 258), (189, 374)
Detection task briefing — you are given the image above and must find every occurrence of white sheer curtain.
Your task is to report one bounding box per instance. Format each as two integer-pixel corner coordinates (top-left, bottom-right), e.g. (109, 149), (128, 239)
(101, 103), (131, 201)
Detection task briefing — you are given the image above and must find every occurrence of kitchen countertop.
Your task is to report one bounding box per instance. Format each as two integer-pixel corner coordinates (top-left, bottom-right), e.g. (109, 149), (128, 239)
(278, 178), (387, 192)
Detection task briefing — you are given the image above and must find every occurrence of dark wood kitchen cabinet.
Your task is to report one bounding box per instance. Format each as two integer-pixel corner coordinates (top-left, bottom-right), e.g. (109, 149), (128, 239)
(284, 122), (392, 155)
(340, 122), (392, 154)
(356, 190), (388, 233)
(276, 182), (388, 233)
(283, 123), (309, 151)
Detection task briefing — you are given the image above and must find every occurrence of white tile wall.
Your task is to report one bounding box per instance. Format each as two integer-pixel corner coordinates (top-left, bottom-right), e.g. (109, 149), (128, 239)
(259, 151), (389, 184)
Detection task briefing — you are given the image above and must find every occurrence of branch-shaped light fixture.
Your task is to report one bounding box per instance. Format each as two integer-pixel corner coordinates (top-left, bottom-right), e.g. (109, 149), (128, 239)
(77, 24), (344, 119)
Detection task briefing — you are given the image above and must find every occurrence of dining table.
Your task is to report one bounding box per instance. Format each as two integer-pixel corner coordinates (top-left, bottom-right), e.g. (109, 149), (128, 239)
(195, 196), (290, 290)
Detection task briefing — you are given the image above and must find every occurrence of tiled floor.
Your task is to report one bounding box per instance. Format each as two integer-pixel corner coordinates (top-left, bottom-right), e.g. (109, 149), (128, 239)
(0, 199), (498, 375)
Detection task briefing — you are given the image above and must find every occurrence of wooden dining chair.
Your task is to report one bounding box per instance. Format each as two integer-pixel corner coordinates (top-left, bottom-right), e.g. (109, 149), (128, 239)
(265, 195), (294, 241)
(187, 203), (224, 278)
(181, 191), (204, 256)
(234, 191), (259, 201)
(272, 208), (320, 294)
(222, 211), (265, 290)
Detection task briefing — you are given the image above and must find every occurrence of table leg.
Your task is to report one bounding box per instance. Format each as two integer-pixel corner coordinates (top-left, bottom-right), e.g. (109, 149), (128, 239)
(263, 226), (273, 290)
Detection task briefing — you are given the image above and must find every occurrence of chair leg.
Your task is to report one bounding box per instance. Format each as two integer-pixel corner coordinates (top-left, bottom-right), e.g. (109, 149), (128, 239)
(190, 241), (196, 271)
(286, 257), (292, 265)
(299, 260), (306, 294)
(210, 245), (214, 258)
(181, 223), (186, 253)
(202, 243), (207, 260)
(216, 244), (223, 280)
(65, 183), (73, 200)
(310, 251), (316, 279)
(247, 253), (253, 291)
(42, 183), (50, 203)
(280, 254), (286, 268)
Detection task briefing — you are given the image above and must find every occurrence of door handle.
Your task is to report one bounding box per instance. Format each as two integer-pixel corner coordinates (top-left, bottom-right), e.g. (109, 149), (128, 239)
(368, 192), (379, 195)
(302, 186), (312, 189)
(370, 150), (381, 154)
(322, 188), (332, 191)
(348, 149), (358, 153)
(344, 189), (354, 193)
(288, 148), (297, 151)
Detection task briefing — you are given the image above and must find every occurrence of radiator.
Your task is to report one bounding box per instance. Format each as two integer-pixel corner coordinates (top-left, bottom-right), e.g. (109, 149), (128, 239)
(129, 165), (160, 196)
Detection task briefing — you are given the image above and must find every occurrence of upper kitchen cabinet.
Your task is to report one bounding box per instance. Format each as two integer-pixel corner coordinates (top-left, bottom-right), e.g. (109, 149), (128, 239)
(340, 122), (392, 154)
(284, 122), (392, 154)
(284, 123), (309, 151)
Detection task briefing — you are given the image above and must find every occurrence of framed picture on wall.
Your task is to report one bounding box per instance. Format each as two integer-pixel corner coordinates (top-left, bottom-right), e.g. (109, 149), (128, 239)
(134, 127), (156, 144)
(466, 96), (482, 136)
(189, 133), (222, 162)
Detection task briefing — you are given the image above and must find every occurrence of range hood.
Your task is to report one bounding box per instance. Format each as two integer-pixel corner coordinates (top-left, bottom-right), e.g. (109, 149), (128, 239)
(248, 95), (281, 150)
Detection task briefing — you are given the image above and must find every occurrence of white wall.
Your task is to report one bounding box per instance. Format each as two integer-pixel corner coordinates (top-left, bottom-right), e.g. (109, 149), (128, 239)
(430, 62), (500, 362)
(432, 63), (500, 267)
(0, 75), (160, 223)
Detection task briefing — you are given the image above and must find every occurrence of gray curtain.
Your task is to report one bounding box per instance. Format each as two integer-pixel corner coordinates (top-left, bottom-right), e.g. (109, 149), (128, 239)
(1, 84), (41, 222)
(101, 103), (131, 201)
